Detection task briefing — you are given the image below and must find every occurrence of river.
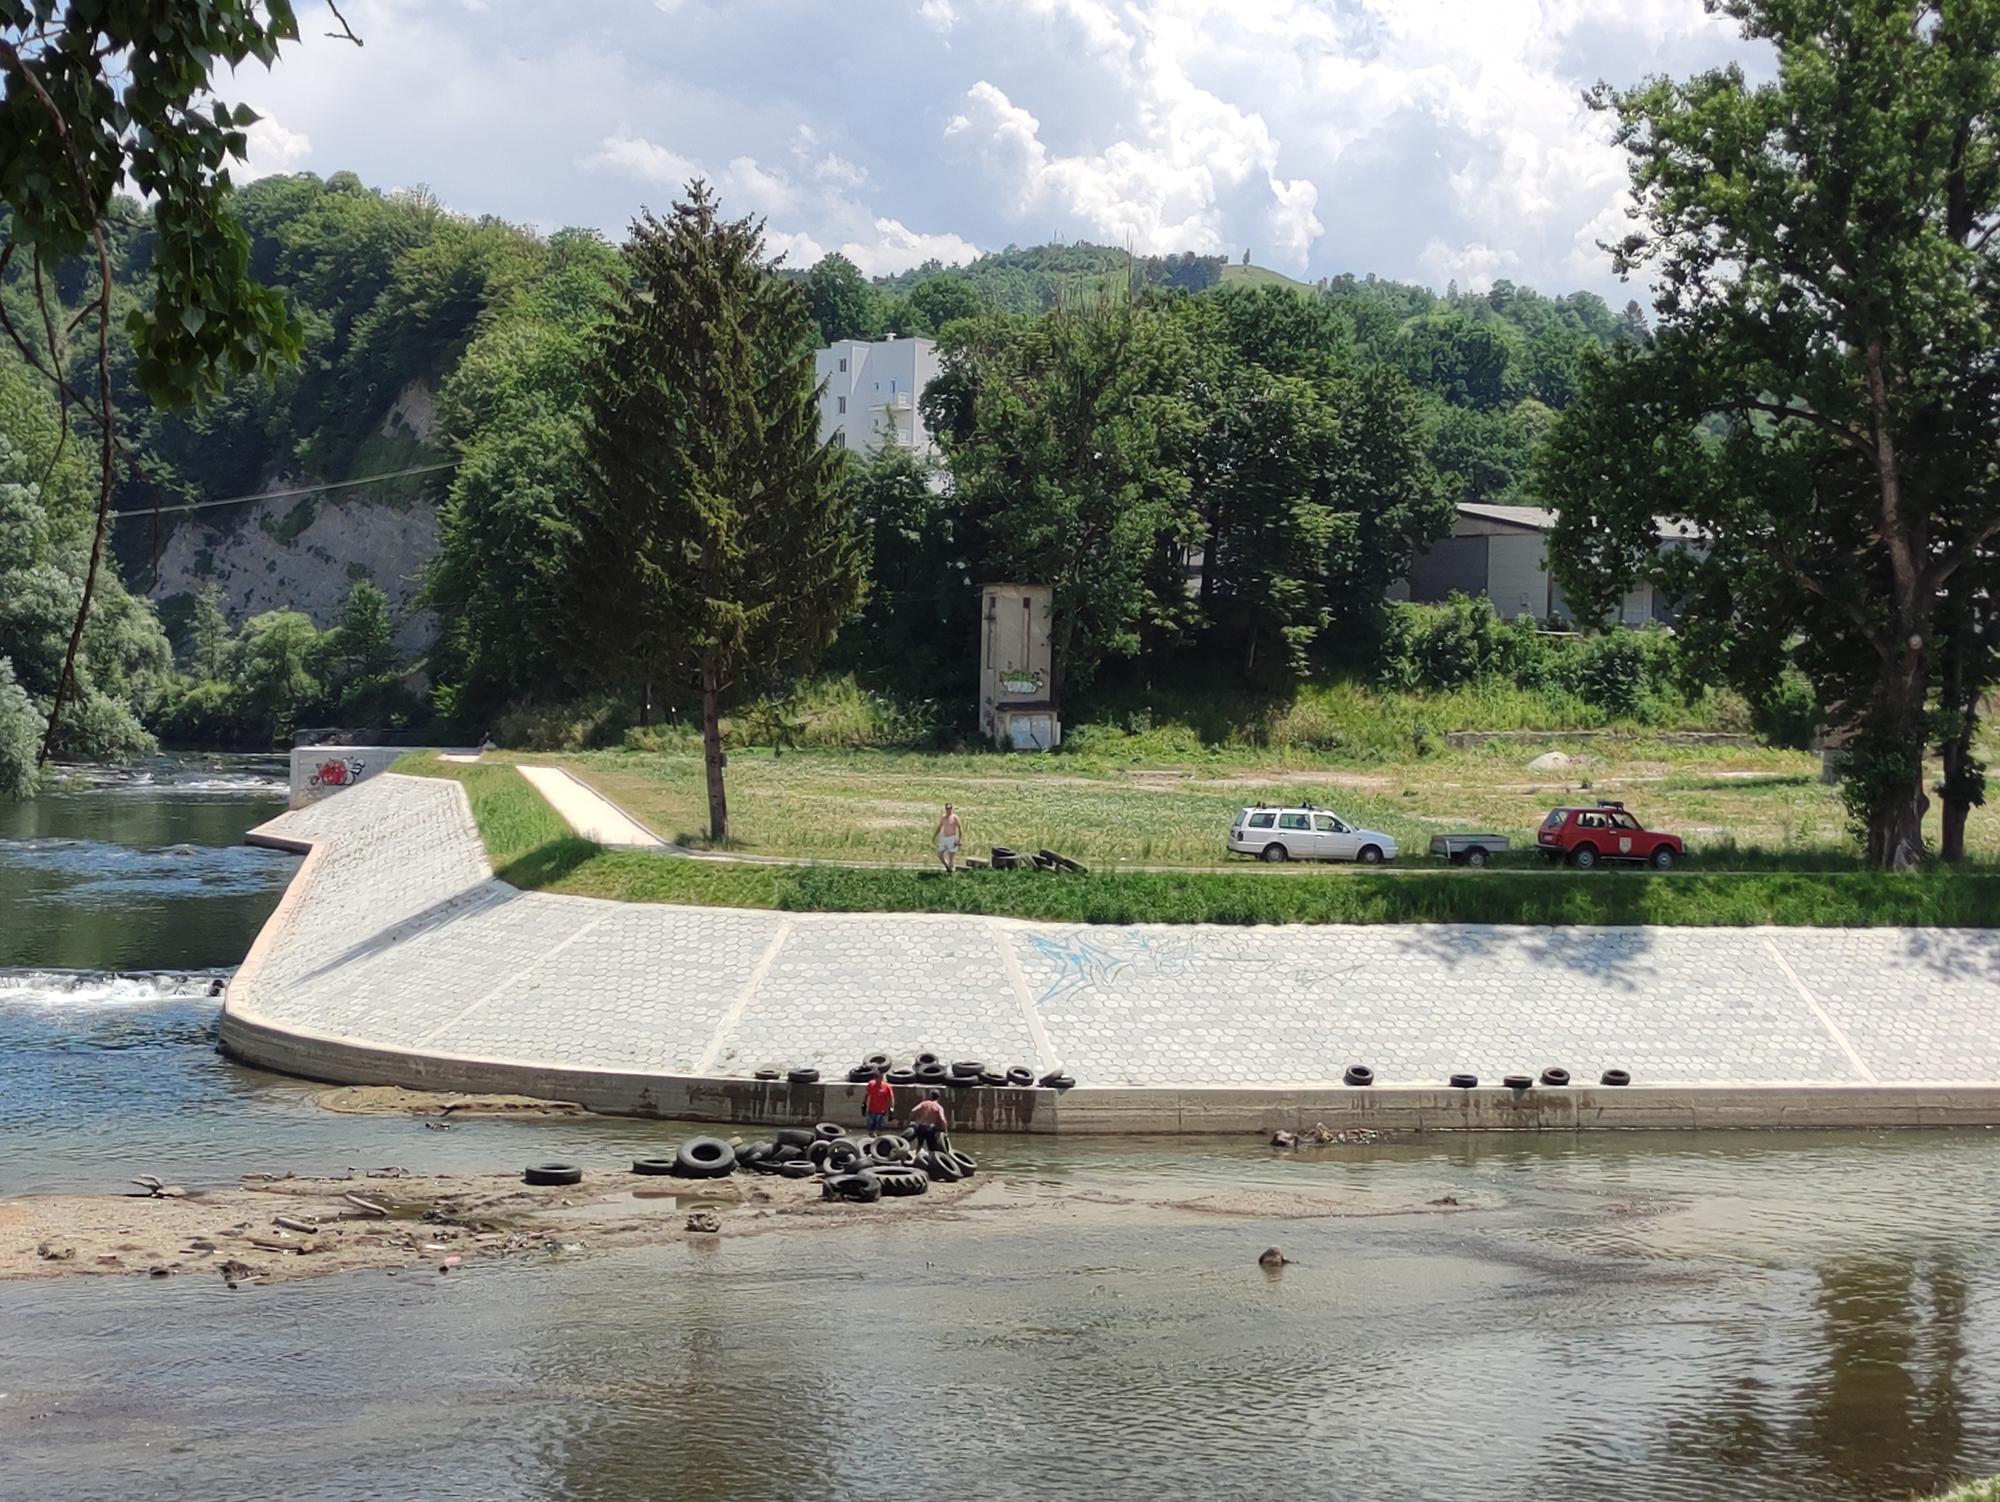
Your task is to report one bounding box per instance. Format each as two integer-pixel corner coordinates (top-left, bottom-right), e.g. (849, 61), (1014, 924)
(1, 758), (1996, 1501)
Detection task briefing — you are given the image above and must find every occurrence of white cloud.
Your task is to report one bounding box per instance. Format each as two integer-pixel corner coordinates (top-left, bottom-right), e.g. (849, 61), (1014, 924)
(1419, 237), (1519, 293)
(840, 218), (981, 276)
(584, 133), (703, 188)
(240, 0), (1764, 301)
(238, 116), (313, 180)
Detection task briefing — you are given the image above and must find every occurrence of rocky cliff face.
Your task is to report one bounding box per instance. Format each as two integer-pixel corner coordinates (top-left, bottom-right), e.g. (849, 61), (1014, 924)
(144, 381), (445, 655)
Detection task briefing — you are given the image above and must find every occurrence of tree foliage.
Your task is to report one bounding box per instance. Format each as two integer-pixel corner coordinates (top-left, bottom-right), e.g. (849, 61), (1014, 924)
(567, 184), (862, 839)
(1538, 0), (2000, 869)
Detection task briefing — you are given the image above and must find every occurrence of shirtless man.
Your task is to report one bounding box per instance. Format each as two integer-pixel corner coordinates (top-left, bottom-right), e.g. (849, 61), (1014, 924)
(935, 802), (962, 874)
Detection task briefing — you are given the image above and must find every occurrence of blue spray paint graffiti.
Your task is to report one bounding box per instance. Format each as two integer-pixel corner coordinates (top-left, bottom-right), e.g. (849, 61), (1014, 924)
(1025, 929), (1194, 1009)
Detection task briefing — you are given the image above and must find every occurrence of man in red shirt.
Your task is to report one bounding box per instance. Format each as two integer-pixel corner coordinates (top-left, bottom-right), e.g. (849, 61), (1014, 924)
(863, 1068), (894, 1132)
(909, 1089), (948, 1150)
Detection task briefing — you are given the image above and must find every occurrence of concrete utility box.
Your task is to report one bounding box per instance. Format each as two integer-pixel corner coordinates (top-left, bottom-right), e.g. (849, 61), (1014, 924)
(978, 583), (1060, 751)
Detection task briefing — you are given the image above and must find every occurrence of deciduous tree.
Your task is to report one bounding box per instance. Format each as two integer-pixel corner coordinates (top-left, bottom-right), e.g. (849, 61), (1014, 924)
(1540, 0), (2000, 869)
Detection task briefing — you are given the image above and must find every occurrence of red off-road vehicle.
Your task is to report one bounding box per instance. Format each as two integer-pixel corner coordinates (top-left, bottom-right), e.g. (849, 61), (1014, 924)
(1537, 801), (1685, 870)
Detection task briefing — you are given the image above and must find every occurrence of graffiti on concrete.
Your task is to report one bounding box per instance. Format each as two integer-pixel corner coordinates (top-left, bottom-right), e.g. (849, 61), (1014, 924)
(1026, 928), (1194, 1009)
(308, 756), (366, 790)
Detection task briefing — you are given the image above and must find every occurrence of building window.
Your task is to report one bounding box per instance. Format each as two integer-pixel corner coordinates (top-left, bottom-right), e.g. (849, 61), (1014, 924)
(836, 396), (846, 414)
(837, 357), (847, 373)
(832, 430), (846, 449)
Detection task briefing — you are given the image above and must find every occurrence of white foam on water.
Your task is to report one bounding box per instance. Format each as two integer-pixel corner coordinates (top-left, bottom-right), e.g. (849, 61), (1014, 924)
(0, 969), (226, 1007)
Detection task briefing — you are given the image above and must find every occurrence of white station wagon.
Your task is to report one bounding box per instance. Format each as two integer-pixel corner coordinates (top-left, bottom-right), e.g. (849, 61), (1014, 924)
(1229, 805), (1400, 865)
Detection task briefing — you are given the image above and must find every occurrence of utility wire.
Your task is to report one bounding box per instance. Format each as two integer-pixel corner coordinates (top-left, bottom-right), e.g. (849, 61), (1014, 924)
(105, 460), (462, 520)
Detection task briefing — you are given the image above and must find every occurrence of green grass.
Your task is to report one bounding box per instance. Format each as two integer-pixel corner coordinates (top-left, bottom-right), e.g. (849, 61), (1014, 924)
(1219, 263), (1318, 295)
(396, 752), (2000, 927)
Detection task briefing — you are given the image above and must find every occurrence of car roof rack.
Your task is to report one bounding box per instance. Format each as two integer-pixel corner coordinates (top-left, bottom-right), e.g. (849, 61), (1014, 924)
(1595, 799), (1626, 810)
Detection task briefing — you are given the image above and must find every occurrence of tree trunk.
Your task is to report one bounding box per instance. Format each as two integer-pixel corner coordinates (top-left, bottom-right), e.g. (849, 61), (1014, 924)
(639, 675), (652, 729)
(1861, 336), (1928, 872)
(700, 660), (728, 842)
(1941, 752), (1972, 865)
(1866, 656), (1930, 872)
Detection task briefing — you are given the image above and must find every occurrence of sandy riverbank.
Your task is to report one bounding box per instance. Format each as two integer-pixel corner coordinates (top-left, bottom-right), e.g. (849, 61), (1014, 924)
(0, 1166), (980, 1286)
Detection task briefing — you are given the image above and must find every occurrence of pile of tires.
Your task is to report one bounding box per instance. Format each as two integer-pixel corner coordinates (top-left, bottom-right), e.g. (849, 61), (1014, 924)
(635, 1121), (978, 1205)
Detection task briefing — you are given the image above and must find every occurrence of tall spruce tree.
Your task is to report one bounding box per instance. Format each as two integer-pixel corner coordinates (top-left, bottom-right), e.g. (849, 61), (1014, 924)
(567, 184), (861, 841)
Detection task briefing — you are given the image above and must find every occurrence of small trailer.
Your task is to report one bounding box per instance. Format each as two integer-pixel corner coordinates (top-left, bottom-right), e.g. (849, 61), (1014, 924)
(1428, 833), (1512, 867)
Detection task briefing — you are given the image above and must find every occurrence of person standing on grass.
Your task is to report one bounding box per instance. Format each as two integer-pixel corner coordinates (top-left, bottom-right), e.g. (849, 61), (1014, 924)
(910, 1089), (948, 1150)
(864, 1067), (894, 1133)
(935, 802), (962, 874)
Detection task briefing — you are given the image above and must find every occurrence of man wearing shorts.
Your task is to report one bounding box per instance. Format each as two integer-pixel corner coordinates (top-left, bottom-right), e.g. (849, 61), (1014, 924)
(935, 802), (962, 874)
(910, 1089), (948, 1149)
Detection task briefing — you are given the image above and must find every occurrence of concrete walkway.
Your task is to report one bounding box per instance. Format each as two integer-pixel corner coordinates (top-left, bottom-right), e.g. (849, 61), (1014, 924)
(515, 765), (666, 849)
(222, 774), (2000, 1133)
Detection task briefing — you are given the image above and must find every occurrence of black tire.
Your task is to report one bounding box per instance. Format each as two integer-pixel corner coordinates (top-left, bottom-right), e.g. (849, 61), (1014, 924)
(787, 1067), (821, 1085)
(1048, 1074), (1076, 1090)
(823, 1170), (882, 1203)
(866, 1135), (910, 1164)
(915, 1051), (942, 1069)
(945, 1072), (976, 1089)
(1343, 1064), (1374, 1087)
(1465, 847), (1489, 869)
(753, 1068), (781, 1081)
(951, 1060), (985, 1077)
(846, 1065), (877, 1084)
(1448, 1073), (1479, 1089)
(1503, 1073), (1533, 1090)
(916, 1062), (951, 1084)
(1261, 843), (1289, 863)
(824, 1142), (863, 1172)
(1650, 846), (1677, 871)
(776, 1159), (817, 1179)
(524, 1162), (582, 1187)
(1539, 1067), (1571, 1087)
(674, 1137), (736, 1179)
(814, 1121), (848, 1140)
(1358, 844), (1384, 866)
(886, 1066), (918, 1086)
(1571, 844), (1599, 870)
(925, 1152), (964, 1183)
(630, 1158), (677, 1176)
(862, 1051), (892, 1071)
(948, 1150), (977, 1176)
(1006, 1066), (1035, 1087)
(1601, 1068), (1632, 1087)
(978, 1071), (1006, 1086)
(775, 1127), (815, 1149)
(875, 1166), (928, 1197)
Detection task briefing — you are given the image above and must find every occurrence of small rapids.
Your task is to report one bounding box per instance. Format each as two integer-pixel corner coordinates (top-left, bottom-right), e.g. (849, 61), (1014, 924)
(0, 968), (229, 1008)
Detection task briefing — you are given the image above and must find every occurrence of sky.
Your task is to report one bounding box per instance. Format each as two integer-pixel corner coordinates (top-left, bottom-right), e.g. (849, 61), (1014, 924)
(233, 0), (1770, 302)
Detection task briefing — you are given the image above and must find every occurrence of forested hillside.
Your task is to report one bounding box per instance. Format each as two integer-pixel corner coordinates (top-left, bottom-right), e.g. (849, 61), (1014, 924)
(0, 169), (1651, 765)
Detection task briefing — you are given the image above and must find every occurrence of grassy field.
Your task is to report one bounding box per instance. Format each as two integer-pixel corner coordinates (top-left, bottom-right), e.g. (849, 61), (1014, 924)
(519, 735), (1998, 872)
(398, 753), (2000, 928)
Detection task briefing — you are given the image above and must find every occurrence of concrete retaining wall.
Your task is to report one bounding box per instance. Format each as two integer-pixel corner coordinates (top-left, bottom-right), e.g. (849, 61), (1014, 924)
(218, 1007), (2000, 1135)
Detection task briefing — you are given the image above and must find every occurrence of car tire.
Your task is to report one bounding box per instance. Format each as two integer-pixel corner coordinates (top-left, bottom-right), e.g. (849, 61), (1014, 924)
(524, 1162), (583, 1187)
(1448, 1072), (1479, 1089)
(1650, 847), (1677, 871)
(776, 1160), (817, 1179)
(1503, 1074), (1533, 1090)
(674, 1137), (737, 1178)
(1343, 1064), (1374, 1087)
(1005, 1066), (1035, 1087)
(631, 1157), (678, 1176)
(1358, 845), (1384, 865)
(787, 1067), (821, 1085)
(914, 1051), (942, 1069)
(886, 1066), (918, 1086)
(1261, 843), (1288, 863)
(1465, 847), (1489, 868)
(1601, 1068), (1633, 1087)
(1570, 844), (1599, 870)
(814, 1121), (847, 1140)
(1539, 1067), (1571, 1087)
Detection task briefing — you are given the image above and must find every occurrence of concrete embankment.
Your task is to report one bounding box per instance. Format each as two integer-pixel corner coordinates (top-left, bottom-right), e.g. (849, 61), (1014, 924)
(221, 775), (2000, 1134)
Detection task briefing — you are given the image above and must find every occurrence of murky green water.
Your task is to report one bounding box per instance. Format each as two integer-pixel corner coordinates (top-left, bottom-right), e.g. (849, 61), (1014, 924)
(1, 763), (1996, 1501)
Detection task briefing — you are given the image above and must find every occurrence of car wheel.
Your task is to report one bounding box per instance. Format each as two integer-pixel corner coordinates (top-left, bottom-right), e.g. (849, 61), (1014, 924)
(1261, 843), (1289, 863)
(1650, 846), (1677, 870)
(1357, 845), (1384, 865)
(1570, 844), (1599, 870)
(1465, 847), (1489, 868)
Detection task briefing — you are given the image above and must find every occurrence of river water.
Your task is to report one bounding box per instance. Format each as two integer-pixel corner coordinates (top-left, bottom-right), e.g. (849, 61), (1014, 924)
(1, 760), (1997, 1501)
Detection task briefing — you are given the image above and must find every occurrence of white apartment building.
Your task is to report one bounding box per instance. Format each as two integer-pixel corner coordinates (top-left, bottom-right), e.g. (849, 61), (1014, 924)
(814, 336), (942, 458)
